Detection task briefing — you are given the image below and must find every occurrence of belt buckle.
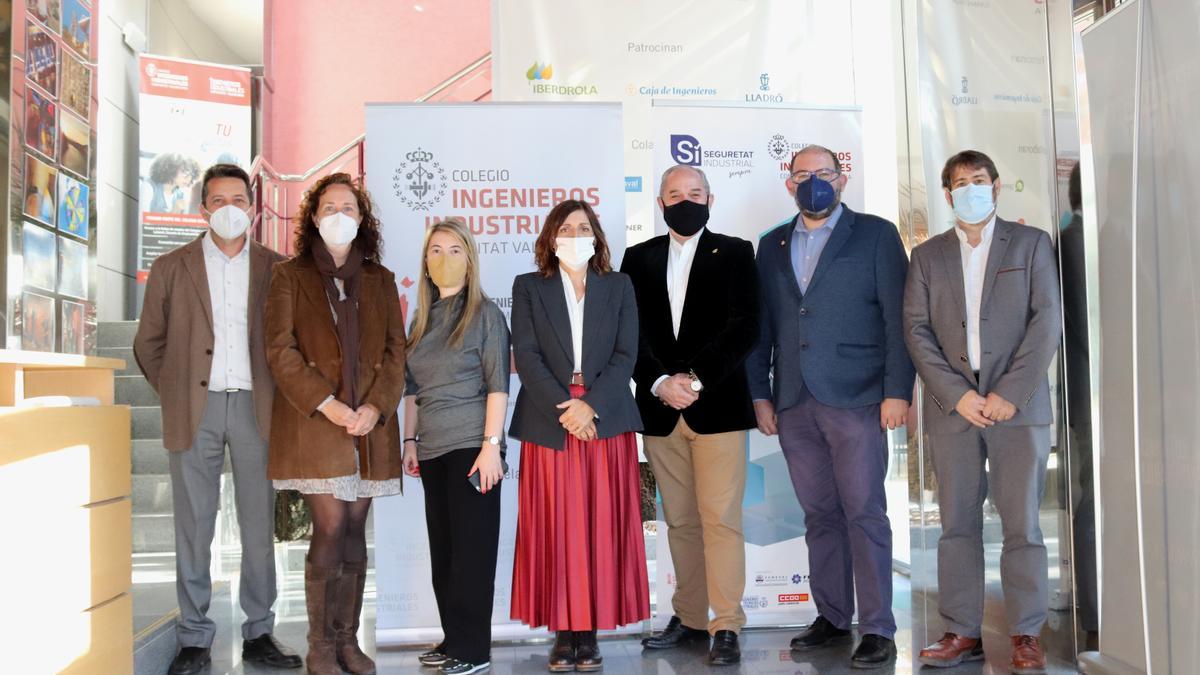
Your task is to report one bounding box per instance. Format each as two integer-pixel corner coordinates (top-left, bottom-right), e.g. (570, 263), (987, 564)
(570, 372), (584, 386)
(225, 388), (239, 393)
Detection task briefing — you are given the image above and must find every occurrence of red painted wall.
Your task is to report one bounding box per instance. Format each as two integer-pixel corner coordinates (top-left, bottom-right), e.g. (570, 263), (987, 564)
(262, 0), (491, 175)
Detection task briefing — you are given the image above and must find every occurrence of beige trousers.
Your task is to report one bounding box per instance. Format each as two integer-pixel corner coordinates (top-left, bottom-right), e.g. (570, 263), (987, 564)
(644, 417), (748, 634)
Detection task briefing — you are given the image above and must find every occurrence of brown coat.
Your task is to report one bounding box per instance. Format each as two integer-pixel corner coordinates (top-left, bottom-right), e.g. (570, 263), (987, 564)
(133, 236), (286, 451)
(264, 255), (407, 481)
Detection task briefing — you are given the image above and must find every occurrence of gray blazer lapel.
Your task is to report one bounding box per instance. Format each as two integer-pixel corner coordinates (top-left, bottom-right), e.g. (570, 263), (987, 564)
(581, 268), (611, 374)
(939, 231), (968, 322)
(803, 209), (854, 297)
(538, 271), (575, 366)
(980, 219), (1015, 311)
(776, 217), (803, 301)
(182, 239), (214, 330)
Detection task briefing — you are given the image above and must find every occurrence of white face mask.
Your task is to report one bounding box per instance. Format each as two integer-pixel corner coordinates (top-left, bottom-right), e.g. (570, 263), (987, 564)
(207, 204), (251, 240)
(555, 236), (595, 271)
(318, 212), (359, 247)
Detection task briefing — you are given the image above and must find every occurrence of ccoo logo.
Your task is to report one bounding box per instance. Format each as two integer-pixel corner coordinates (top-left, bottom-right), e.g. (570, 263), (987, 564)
(670, 134), (702, 166)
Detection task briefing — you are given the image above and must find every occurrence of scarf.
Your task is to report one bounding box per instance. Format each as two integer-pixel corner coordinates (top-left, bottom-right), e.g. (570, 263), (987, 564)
(312, 238), (364, 407)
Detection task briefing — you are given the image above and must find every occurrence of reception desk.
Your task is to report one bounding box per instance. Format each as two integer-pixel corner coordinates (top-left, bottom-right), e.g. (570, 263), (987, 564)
(0, 350), (132, 673)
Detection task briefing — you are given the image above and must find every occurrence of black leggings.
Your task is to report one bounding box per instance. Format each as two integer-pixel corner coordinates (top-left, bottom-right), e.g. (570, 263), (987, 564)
(302, 493), (373, 568)
(419, 448), (503, 664)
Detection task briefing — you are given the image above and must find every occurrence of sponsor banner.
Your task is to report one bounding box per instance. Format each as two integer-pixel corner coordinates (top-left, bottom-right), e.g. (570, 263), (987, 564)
(493, 0), (858, 246)
(137, 55), (252, 276)
(649, 101), (863, 629)
(365, 102), (628, 643)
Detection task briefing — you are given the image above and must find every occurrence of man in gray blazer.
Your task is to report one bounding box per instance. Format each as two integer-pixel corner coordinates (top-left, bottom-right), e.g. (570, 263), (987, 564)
(904, 150), (1061, 674)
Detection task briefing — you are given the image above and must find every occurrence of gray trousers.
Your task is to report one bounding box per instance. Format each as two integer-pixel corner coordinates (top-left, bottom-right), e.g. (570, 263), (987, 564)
(929, 424), (1051, 638)
(168, 390), (277, 648)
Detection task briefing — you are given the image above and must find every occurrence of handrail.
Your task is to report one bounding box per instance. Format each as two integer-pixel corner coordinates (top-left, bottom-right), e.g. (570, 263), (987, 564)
(415, 53), (492, 103)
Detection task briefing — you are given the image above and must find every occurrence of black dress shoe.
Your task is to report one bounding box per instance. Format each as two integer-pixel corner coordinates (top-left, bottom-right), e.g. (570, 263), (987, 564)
(642, 616), (710, 649)
(574, 631), (603, 672)
(242, 634), (303, 669)
(790, 615), (852, 651)
(708, 630), (740, 666)
(851, 634), (897, 669)
(168, 646), (211, 675)
(547, 631), (576, 673)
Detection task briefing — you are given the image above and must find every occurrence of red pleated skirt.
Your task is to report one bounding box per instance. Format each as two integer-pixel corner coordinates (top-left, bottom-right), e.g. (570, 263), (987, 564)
(510, 386), (650, 631)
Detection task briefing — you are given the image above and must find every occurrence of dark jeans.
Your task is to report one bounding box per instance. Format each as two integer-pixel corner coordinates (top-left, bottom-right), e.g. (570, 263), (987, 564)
(419, 447), (503, 664)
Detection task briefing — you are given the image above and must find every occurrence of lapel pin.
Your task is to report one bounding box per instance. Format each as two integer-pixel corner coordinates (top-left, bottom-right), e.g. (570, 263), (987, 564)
(712, 248), (718, 254)
(780, 240), (786, 246)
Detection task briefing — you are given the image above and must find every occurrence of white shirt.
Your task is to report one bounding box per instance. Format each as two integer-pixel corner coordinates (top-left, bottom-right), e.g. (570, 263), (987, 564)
(955, 217), (996, 372)
(652, 228), (704, 396)
(202, 232), (253, 391)
(560, 269), (585, 372)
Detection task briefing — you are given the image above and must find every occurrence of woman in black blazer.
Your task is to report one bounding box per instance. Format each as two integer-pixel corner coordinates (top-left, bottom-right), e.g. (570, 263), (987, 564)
(508, 200), (648, 672)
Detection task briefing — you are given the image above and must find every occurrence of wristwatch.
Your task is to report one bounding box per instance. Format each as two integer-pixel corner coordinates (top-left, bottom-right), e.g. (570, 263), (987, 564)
(485, 435), (502, 446)
(688, 370), (704, 392)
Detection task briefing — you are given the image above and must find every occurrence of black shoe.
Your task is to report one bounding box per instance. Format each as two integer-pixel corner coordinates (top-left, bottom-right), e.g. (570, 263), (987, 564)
(241, 634), (303, 669)
(641, 616), (710, 649)
(708, 630), (741, 666)
(851, 634), (897, 669)
(420, 643), (449, 667)
(548, 631), (576, 673)
(790, 616), (852, 651)
(168, 647), (211, 675)
(574, 631), (603, 672)
(439, 658), (491, 674)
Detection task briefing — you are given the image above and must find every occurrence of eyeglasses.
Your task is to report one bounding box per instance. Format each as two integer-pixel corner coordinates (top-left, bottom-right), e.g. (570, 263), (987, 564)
(789, 169), (840, 183)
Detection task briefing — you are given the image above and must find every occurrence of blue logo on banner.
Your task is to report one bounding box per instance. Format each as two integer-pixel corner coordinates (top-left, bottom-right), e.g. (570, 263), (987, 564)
(625, 176), (643, 192)
(670, 134), (702, 166)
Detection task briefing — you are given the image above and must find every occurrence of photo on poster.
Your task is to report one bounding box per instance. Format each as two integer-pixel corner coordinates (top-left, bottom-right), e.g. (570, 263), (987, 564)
(23, 153), (58, 226)
(21, 292), (56, 352)
(60, 0), (91, 59)
(27, 0), (61, 30)
(58, 235), (89, 299)
(60, 299), (86, 354)
(26, 20), (58, 96)
(139, 151), (204, 215)
(58, 109), (90, 178)
(25, 87), (57, 161)
(57, 172), (89, 239)
(22, 221), (57, 292)
(60, 50), (91, 119)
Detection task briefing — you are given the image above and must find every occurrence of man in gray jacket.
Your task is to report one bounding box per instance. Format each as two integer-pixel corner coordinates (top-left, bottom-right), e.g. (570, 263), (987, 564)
(904, 150), (1061, 674)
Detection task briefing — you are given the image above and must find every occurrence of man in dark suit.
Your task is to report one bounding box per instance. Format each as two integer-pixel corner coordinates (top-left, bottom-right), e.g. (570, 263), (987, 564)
(621, 165), (759, 666)
(906, 150), (1061, 673)
(747, 145), (914, 669)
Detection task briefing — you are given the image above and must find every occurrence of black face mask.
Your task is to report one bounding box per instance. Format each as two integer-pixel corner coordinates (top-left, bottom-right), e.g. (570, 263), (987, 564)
(662, 199), (710, 237)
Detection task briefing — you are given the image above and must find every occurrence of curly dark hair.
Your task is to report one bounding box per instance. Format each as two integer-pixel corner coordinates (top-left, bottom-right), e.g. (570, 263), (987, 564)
(293, 173), (383, 263)
(149, 152), (201, 185)
(534, 200), (612, 277)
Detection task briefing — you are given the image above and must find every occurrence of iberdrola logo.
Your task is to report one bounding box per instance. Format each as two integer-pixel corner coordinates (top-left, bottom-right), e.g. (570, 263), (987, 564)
(525, 62), (554, 81)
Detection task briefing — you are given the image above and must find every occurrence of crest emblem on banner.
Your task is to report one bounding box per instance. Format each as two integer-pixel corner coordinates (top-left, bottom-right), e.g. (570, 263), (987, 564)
(767, 134), (791, 161)
(394, 148), (446, 211)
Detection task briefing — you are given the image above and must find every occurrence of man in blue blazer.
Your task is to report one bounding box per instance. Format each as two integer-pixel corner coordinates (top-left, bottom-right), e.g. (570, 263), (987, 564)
(746, 145), (915, 669)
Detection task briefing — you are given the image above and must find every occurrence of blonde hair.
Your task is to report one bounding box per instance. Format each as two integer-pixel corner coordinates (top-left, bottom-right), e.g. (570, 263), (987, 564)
(406, 217), (486, 352)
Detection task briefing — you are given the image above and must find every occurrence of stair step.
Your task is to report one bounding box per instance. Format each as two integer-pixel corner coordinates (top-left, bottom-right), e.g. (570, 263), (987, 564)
(132, 513), (176, 553)
(117, 376), (160, 407)
(99, 347), (140, 375)
(98, 321), (139, 349)
(132, 407), (163, 440)
(133, 475), (174, 515)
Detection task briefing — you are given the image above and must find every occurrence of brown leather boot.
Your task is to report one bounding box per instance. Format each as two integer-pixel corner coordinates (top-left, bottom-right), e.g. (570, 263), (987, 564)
(333, 559), (376, 675)
(304, 560), (342, 675)
(1010, 635), (1047, 674)
(918, 632), (984, 667)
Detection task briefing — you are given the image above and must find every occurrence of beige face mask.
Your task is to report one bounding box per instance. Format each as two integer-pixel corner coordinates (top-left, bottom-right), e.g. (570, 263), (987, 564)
(427, 253), (468, 289)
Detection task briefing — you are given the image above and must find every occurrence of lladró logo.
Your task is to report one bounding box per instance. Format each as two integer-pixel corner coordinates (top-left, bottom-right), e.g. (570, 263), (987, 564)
(953, 75), (979, 106)
(759, 73), (770, 92)
(768, 134), (790, 161)
(670, 134), (702, 166)
(393, 148), (446, 212)
(526, 62), (554, 81)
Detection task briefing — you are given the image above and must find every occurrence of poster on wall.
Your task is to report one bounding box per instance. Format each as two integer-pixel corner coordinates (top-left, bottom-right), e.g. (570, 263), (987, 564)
(57, 172), (90, 239)
(20, 291), (55, 352)
(60, 300), (86, 355)
(25, 87), (57, 160)
(137, 55), (252, 279)
(21, 222), (57, 292)
(60, 0), (92, 59)
(58, 110), (90, 179)
(60, 50), (92, 119)
(365, 102), (626, 644)
(492, 0), (858, 245)
(26, 20), (57, 95)
(23, 153), (58, 227)
(650, 101), (863, 628)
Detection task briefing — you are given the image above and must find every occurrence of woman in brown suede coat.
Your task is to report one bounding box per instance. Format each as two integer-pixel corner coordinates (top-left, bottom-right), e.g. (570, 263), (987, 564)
(265, 173), (406, 675)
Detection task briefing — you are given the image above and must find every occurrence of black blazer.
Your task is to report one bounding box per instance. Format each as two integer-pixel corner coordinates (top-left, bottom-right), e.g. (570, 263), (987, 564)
(620, 229), (759, 436)
(508, 268), (643, 450)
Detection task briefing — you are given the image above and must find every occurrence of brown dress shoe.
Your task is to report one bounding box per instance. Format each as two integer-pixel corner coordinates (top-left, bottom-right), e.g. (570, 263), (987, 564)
(1011, 635), (1047, 674)
(918, 633), (984, 668)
